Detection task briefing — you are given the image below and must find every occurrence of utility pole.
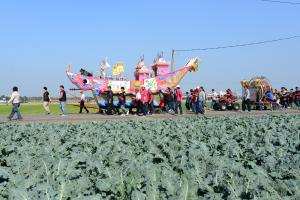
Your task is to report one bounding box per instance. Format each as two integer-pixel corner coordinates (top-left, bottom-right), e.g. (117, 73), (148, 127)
(171, 49), (175, 72)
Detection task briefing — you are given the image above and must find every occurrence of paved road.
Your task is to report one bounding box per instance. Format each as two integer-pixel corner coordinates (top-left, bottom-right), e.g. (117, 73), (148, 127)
(1, 109), (299, 123)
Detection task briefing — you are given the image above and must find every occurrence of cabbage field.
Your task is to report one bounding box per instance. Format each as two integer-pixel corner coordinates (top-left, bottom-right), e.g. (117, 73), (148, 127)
(0, 115), (300, 199)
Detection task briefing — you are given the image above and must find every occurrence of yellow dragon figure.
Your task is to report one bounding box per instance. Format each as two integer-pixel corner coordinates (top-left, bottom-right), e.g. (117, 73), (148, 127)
(250, 77), (269, 103)
(240, 80), (249, 88)
(253, 79), (263, 88)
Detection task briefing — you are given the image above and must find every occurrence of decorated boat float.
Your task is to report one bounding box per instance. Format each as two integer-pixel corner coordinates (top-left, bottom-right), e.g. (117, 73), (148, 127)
(67, 53), (200, 110)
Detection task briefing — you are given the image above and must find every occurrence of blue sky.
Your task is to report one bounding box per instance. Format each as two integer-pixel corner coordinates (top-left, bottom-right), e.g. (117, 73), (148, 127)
(0, 0), (299, 96)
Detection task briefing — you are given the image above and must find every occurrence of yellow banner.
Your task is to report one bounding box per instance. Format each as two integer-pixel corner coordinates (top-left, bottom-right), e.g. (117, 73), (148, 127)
(112, 63), (124, 76)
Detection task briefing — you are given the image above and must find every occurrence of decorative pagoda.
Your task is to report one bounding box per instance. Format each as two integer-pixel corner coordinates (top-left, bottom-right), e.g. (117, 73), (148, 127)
(134, 56), (152, 81)
(151, 52), (170, 76)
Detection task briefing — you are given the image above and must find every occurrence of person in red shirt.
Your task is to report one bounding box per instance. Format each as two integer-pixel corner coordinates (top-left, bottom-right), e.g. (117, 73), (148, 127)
(141, 85), (149, 116)
(192, 87), (200, 114)
(174, 85), (183, 114)
(225, 89), (234, 100)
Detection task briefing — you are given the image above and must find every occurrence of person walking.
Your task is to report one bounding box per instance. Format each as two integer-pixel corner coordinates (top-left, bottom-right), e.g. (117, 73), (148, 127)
(164, 87), (174, 113)
(288, 89), (294, 108)
(59, 85), (67, 116)
(191, 88), (198, 113)
(242, 85), (251, 112)
(174, 85), (183, 114)
(79, 90), (89, 113)
(106, 86), (115, 115)
(43, 87), (51, 114)
(280, 87), (289, 111)
(141, 85), (149, 116)
(189, 88), (196, 112)
(211, 89), (218, 110)
(7, 86), (23, 120)
(185, 92), (190, 111)
(135, 88), (142, 115)
(148, 89), (154, 115)
(118, 87), (129, 116)
(294, 87), (300, 107)
(200, 86), (206, 114)
(198, 87), (205, 114)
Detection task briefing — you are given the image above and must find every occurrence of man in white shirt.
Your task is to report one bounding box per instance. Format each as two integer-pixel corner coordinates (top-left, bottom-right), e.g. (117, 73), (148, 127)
(135, 88), (142, 115)
(211, 89), (218, 110)
(242, 85), (251, 112)
(79, 90), (89, 113)
(7, 86), (23, 120)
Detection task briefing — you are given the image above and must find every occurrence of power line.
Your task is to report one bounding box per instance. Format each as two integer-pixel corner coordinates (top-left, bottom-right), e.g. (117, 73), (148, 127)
(260, 0), (300, 5)
(174, 36), (300, 52)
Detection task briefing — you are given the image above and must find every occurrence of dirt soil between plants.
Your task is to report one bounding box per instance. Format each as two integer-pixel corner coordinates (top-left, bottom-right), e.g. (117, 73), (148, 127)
(1, 109), (300, 123)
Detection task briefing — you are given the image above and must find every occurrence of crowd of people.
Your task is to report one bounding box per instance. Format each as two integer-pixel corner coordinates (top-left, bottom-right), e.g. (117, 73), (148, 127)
(6, 85), (69, 120)
(184, 86), (207, 114)
(241, 85), (300, 112)
(106, 85), (184, 116)
(264, 87), (300, 110)
(4, 84), (300, 120)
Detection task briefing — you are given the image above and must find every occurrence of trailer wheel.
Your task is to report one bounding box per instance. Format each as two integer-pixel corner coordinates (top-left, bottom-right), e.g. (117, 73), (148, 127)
(213, 103), (219, 111)
(233, 103), (240, 110)
(221, 104), (227, 111)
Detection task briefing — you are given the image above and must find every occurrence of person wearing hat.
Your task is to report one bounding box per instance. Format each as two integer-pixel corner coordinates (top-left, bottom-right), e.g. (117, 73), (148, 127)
(79, 90), (89, 114)
(174, 85), (183, 114)
(43, 86), (51, 114)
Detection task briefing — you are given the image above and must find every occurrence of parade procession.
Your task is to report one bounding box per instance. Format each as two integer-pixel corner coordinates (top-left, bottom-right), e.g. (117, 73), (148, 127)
(1, 1), (300, 200)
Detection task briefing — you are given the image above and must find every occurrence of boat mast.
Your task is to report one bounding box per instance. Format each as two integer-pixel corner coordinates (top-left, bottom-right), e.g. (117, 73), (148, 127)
(171, 49), (175, 72)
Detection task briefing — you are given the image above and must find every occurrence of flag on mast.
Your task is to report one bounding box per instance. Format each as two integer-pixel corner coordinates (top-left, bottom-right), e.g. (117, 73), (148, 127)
(112, 63), (124, 76)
